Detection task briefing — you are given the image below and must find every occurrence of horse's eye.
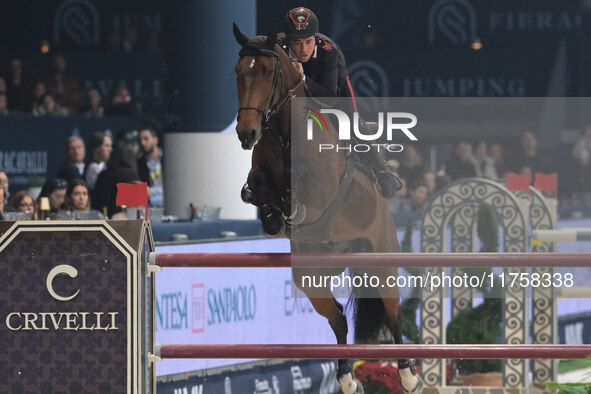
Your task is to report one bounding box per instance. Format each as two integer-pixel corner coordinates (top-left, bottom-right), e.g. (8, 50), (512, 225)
(267, 70), (274, 77)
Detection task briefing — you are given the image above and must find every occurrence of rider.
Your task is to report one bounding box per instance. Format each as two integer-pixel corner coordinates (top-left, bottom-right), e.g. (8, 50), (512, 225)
(278, 7), (401, 199)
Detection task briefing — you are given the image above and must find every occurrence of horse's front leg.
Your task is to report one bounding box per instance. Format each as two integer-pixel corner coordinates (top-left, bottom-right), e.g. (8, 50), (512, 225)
(243, 170), (285, 237)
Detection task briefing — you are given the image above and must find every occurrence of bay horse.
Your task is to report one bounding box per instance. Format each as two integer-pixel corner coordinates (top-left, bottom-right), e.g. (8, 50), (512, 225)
(233, 23), (423, 394)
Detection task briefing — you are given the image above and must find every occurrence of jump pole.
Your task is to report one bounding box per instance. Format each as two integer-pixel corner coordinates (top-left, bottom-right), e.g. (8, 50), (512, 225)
(532, 229), (591, 243)
(151, 252), (591, 268)
(153, 344), (591, 360)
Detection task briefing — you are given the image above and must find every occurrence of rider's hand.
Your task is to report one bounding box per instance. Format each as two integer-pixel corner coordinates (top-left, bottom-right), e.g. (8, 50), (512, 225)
(292, 60), (304, 78)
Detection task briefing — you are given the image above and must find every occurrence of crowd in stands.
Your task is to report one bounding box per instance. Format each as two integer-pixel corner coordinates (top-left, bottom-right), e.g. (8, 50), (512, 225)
(0, 126), (164, 221)
(386, 130), (591, 214)
(1, 127), (589, 219)
(0, 54), (139, 118)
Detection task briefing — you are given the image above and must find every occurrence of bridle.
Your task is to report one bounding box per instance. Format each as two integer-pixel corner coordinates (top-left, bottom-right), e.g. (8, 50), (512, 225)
(237, 56), (305, 149)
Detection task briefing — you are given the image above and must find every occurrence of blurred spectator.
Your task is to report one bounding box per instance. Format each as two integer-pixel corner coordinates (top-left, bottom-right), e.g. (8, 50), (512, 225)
(33, 93), (68, 116)
(116, 129), (140, 157)
(26, 81), (47, 114)
(122, 27), (138, 53)
(10, 191), (38, 219)
(0, 93), (9, 115)
(445, 141), (477, 180)
(0, 77), (6, 93)
(436, 172), (452, 191)
(145, 30), (161, 52)
(573, 125), (591, 193)
(387, 177), (412, 213)
(408, 180), (428, 211)
(510, 131), (546, 175)
(81, 88), (104, 117)
(84, 131), (113, 190)
(106, 86), (136, 116)
(57, 136), (86, 183)
(488, 143), (506, 179)
(93, 141), (140, 216)
(6, 58), (26, 112)
(0, 170), (9, 201)
(470, 141), (497, 180)
(397, 145), (424, 183)
(422, 170), (437, 195)
(64, 179), (91, 211)
(37, 178), (67, 216)
(107, 30), (121, 51)
(137, 127), (163, 206)
(45, 53), (80, 115)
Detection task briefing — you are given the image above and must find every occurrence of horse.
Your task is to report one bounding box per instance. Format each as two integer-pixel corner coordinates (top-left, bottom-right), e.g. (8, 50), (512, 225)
(233, 23), (423, 394)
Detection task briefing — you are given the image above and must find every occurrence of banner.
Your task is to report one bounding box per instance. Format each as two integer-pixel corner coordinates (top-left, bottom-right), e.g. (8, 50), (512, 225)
(157, 359), (340, 394)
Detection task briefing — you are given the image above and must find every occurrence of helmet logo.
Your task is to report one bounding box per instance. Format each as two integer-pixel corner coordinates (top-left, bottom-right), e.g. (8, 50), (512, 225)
(290, 10), (311, 31)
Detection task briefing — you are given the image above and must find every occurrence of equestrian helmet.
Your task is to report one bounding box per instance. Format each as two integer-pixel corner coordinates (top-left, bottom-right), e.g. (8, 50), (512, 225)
(284, 7), (319, 40)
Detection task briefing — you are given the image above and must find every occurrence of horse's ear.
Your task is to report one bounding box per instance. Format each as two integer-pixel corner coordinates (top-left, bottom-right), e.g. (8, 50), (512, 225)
(233, 22), (250, 47)
(265, 24), (278, 48)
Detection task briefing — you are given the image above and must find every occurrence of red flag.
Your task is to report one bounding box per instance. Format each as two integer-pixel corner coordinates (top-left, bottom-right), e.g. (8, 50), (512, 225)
(534, 173), (558, 199)
(116, 183), (148, 219)
(506, 172), (530, 192)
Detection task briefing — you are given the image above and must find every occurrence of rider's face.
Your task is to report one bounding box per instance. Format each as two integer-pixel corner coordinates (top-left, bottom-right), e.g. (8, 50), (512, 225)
(289, 36), (316, 63)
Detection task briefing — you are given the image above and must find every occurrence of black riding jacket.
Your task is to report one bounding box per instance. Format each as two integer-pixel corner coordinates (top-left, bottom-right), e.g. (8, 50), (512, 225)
(277, 33), (351, 98)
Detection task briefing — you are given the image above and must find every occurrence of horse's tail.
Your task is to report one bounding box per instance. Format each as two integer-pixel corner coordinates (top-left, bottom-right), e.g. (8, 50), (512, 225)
(349, 286), (388, 343)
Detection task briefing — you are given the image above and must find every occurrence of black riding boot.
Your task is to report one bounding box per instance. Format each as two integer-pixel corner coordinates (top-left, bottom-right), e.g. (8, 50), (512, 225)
(357, 119), (402, 199)
(369, 148), (402, 199)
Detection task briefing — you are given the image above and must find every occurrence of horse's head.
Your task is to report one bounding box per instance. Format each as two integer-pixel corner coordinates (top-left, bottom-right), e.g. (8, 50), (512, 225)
(233, 23), (283, 150)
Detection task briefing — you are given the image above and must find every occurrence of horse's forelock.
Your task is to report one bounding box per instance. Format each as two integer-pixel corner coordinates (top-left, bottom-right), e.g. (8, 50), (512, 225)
(238, 34), (278, 58)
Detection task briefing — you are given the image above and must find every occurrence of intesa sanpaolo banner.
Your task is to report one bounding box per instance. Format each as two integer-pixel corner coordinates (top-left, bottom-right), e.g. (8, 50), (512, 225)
(154, 238), (355, 376)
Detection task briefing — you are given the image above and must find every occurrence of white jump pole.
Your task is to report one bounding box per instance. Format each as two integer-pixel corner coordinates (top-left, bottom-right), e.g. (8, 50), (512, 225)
(532, 229), (591, 243)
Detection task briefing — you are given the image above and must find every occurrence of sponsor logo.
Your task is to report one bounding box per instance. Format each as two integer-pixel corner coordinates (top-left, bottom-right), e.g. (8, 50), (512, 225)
(53, 0), (100, 46)
(291, 365), (312, 391)
(428, 0), (477, 45)
(191, 284), (205, 333)
(284, 280), (314, 316)
(254, 377), (280, 394)
(207, 285), (256, 326)
(224, 376), (232, 394)
(156, 292), (188, 330)
(348, 61), (389, 98)
(4, 264), (119, 332)
(172, 385), (203, 394)
(319, 362), (339, 394)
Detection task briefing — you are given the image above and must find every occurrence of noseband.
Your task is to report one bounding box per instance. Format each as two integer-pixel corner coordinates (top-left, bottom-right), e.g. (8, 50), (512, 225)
(238, 57), (305, 129)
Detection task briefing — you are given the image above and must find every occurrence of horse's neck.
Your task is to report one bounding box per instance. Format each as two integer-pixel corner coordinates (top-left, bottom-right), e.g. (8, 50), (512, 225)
(271, 54), (304, 141)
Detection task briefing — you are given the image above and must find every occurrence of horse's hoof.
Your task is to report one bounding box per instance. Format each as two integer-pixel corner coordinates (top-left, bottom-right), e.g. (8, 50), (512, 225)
(339, 378), (364, 394)
(240, 183), (255, 204)
(354, 379), (364, 394)
(260, 207), (285, 237)
(402, 375), (424, 394)
(262, 218), (285, 238)
(287, 203), (306, 225)
(339, 372), (362, 394)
